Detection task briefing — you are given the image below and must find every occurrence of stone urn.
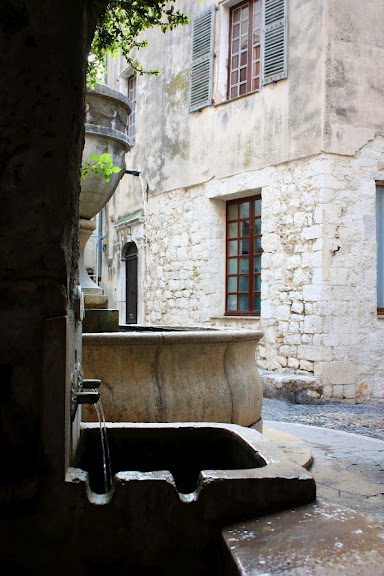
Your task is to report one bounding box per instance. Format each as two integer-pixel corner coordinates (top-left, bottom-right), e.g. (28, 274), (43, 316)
(79, 84), (131, 298)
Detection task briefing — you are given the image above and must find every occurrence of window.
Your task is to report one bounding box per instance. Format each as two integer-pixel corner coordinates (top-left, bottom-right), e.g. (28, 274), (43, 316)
(127, 75), (137, 140)
(229, 0), (262, 98)
(226, 195), (262, 315)
(189, 0), (287, 111)
(376, 184), (384, 314)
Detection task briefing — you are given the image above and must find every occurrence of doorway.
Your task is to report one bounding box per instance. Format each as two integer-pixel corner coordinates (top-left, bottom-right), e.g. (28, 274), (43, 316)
(123, 242), (138, 324)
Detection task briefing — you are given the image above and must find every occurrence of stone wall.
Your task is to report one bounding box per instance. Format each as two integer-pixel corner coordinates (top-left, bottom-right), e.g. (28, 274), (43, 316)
(140, 136), (384, 400)
(99, 0), (384, 400)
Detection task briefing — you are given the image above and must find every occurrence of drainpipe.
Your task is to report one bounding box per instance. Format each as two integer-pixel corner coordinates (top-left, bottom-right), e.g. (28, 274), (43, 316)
(97, 210), (103, 284)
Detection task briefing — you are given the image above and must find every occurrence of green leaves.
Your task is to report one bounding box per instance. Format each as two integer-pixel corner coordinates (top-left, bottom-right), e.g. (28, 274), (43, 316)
(87, 1), (188, 85)
(81, 153), (122, 183)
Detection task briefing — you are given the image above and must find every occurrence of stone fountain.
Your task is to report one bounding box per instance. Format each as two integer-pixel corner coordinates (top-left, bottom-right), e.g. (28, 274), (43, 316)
(66, 83), (317, 575)
(79, 83), (131, 325)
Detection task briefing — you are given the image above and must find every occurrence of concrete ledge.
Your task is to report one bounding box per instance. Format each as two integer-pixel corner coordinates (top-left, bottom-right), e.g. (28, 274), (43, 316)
(222, 500), (384, 575)
(259, 368), (323, 403)
(262, 427), (312, 469)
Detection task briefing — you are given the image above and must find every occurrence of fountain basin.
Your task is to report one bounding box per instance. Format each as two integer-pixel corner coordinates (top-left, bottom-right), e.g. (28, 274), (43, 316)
(82, 327), (264, 427)
(69, 421), (315, 514)
(66, 423), (315, 573)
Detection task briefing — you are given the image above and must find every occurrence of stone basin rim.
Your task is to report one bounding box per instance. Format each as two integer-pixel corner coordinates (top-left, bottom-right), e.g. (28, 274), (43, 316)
(82, 329), (264, 346)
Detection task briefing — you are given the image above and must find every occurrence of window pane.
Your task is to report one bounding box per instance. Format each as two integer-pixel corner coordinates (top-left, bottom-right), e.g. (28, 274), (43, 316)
(233, 23), (240, 38)
(239, 83), (247, 95)
(253, 31), (261, 44)
(240, 202), (249, 218)
(228, 222), (238, 238)
(240, 67), (247, 82)
(240, 220), (249, 236)
(239, 295), (248, 311)
(231, 70), (239, 85)
(232, 54), (239, 69)
(252, 61), (260, 77)
(254, 256), (261, 272)
(227, 295), (237, 310)
(227, 277), (237, 292)
(230, 86), (238, 99)
(228, 240), (238, 256)
(253, 294), (261, 311)
(240, 36), (248, 50)
(233, 7), (241, 23)
(255, 198), (261, 216)
(240, 239), (249, 254)
(241, 4), (249, 19)
(253, 12), (261, 29)
(254, 218), (261, 234)
(254, 274), (261, 291)
(251, 78), (260, 91)
(254, 237), (262, 253)
(240, 52), (247, 66)
(253, 45), (260, 61)
(232, 39), (240, 53)
(228, 259), (238, 274)
(239, 276), (248, 291)
(240, 258), (249, 273)
(240, 20), (248, 35)
(228, 204), (238, 220)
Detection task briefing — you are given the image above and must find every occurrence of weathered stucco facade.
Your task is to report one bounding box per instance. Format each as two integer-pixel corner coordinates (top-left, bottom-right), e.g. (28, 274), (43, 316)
(99, 0), (384, 400)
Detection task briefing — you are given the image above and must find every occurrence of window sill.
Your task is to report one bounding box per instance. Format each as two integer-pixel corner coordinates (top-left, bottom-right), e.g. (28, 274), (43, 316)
(213, 90), (260, 108)
(211, 315), (261, 321)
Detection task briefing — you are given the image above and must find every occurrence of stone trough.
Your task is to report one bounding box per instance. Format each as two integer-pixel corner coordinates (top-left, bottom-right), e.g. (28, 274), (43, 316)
(82, 326), (264, 428)
(66, 422), (315, 571)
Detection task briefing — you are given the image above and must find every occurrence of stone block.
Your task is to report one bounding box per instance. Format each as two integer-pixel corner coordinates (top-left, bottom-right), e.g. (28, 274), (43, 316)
(357, 380), (372, 398)
(303, 315), (322, 334)
(333, 385), (344, 399)
(323, 361), (356, 385)
(298, 345), (323, 361)
(82, 309), (119, 333)
(343, 384), (356, 399)
(299, 359), (314, 372)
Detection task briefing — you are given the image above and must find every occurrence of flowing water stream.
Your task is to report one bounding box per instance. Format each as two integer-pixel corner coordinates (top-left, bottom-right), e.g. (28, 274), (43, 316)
(94, 397), (112, 492)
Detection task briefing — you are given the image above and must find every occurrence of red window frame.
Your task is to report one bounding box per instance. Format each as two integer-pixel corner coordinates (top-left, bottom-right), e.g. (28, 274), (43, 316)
(226, 195), (262, 315)
(228, 0), (262, 99)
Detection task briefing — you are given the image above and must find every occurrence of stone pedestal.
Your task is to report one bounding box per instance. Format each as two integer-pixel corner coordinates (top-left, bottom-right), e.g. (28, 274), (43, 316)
(79, 218), (101, 294)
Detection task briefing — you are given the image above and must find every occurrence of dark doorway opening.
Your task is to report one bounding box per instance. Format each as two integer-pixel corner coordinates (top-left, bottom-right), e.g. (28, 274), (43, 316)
(123, 242), (138, 324)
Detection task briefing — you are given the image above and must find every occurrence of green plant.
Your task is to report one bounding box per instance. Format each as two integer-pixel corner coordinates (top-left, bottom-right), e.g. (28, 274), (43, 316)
(87, 1), (188, 86)
(81, 153), (122, 182)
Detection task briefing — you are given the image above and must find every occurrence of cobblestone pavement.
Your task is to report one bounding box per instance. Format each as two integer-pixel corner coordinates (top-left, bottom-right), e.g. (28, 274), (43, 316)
(262, 397), (384, 441)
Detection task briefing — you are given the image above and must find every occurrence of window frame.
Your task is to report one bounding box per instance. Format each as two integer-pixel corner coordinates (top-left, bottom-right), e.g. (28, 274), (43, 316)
(227, 0), (262, 100)
(225, 194), (262, 316)
(376, 183), (384, 315)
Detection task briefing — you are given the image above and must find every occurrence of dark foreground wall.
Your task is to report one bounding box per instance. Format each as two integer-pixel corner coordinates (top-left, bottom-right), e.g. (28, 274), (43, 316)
(0, 1), (86, 571)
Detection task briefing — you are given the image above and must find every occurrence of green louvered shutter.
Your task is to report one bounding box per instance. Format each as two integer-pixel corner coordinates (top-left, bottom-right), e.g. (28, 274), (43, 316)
(262, 0), (287, 85)
(189, 7), (215, 112)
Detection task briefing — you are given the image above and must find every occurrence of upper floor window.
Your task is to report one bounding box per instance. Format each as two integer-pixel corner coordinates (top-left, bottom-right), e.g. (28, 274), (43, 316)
(189, 0), (288, 111)
(226, 195), (262, 315)
(376, 184), (384, 315)
(127, 75), (137, 140)
(229, 0), (262, 98)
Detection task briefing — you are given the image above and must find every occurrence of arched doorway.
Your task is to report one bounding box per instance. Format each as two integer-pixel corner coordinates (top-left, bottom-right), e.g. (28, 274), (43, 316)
(123, 242), (138, 324)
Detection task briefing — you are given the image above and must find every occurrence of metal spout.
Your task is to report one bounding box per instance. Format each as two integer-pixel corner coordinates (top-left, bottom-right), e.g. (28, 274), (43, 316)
(82, 379), (101, 389)
(76, 391), (100, 405)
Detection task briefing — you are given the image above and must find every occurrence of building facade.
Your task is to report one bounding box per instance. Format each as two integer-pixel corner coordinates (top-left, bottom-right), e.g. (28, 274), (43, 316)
(98, 0), (384, 400)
